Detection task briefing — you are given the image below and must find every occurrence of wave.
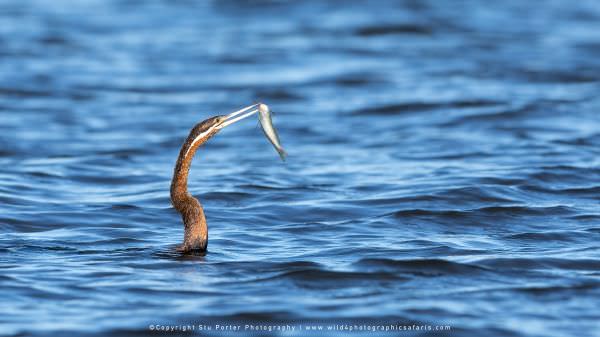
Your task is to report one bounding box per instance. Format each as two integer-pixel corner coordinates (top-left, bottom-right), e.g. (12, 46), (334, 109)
(354, 258), (490, 275)
(354, 23), (433, 36)
(392, 205), (575, 219)
(352, 99), (502, 115)
(474, 257), (600, 271)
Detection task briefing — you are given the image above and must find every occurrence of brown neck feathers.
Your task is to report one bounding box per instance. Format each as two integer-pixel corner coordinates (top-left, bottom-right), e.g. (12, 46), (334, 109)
(170, 118), (221, 252)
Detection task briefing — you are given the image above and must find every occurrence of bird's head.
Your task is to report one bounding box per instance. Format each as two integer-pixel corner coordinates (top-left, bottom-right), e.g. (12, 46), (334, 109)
(183, 104), (261, 159)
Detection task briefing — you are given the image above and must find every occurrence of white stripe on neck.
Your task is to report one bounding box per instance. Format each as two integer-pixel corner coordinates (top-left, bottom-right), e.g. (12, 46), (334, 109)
(183, 128), (213, 160)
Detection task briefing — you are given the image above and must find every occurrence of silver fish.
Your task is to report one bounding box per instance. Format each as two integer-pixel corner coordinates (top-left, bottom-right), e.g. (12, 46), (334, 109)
(258, 103), (286, 161)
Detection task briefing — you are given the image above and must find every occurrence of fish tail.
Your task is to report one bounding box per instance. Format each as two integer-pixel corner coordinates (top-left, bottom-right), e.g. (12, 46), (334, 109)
(278, 148), (287, 161)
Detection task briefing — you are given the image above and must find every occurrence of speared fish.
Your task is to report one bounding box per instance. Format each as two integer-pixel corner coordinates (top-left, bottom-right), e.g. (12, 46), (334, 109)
(258, 103), (286, 161)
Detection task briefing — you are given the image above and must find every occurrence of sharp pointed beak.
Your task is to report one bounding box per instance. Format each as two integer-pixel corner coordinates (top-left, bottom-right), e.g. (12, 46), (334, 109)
(216, 103), (260, 129)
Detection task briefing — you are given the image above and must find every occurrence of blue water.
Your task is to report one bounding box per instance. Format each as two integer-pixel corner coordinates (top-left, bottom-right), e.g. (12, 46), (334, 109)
(1, 1), (600, 336)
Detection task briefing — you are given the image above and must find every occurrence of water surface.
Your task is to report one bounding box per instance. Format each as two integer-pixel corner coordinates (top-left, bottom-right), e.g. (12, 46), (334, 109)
(1, 1), (600, 336)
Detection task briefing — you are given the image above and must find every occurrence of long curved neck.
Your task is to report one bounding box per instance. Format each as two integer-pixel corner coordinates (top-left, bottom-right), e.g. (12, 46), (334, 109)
(170, 124), (219, 252)
(170, 139), (198, 202)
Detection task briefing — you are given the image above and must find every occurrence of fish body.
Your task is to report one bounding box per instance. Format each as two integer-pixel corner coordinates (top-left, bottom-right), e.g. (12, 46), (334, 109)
(258, 103), (286, 161)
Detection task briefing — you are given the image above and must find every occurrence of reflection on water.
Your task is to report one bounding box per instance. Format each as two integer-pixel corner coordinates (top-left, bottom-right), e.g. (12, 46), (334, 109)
(1, 1), (600, 336)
